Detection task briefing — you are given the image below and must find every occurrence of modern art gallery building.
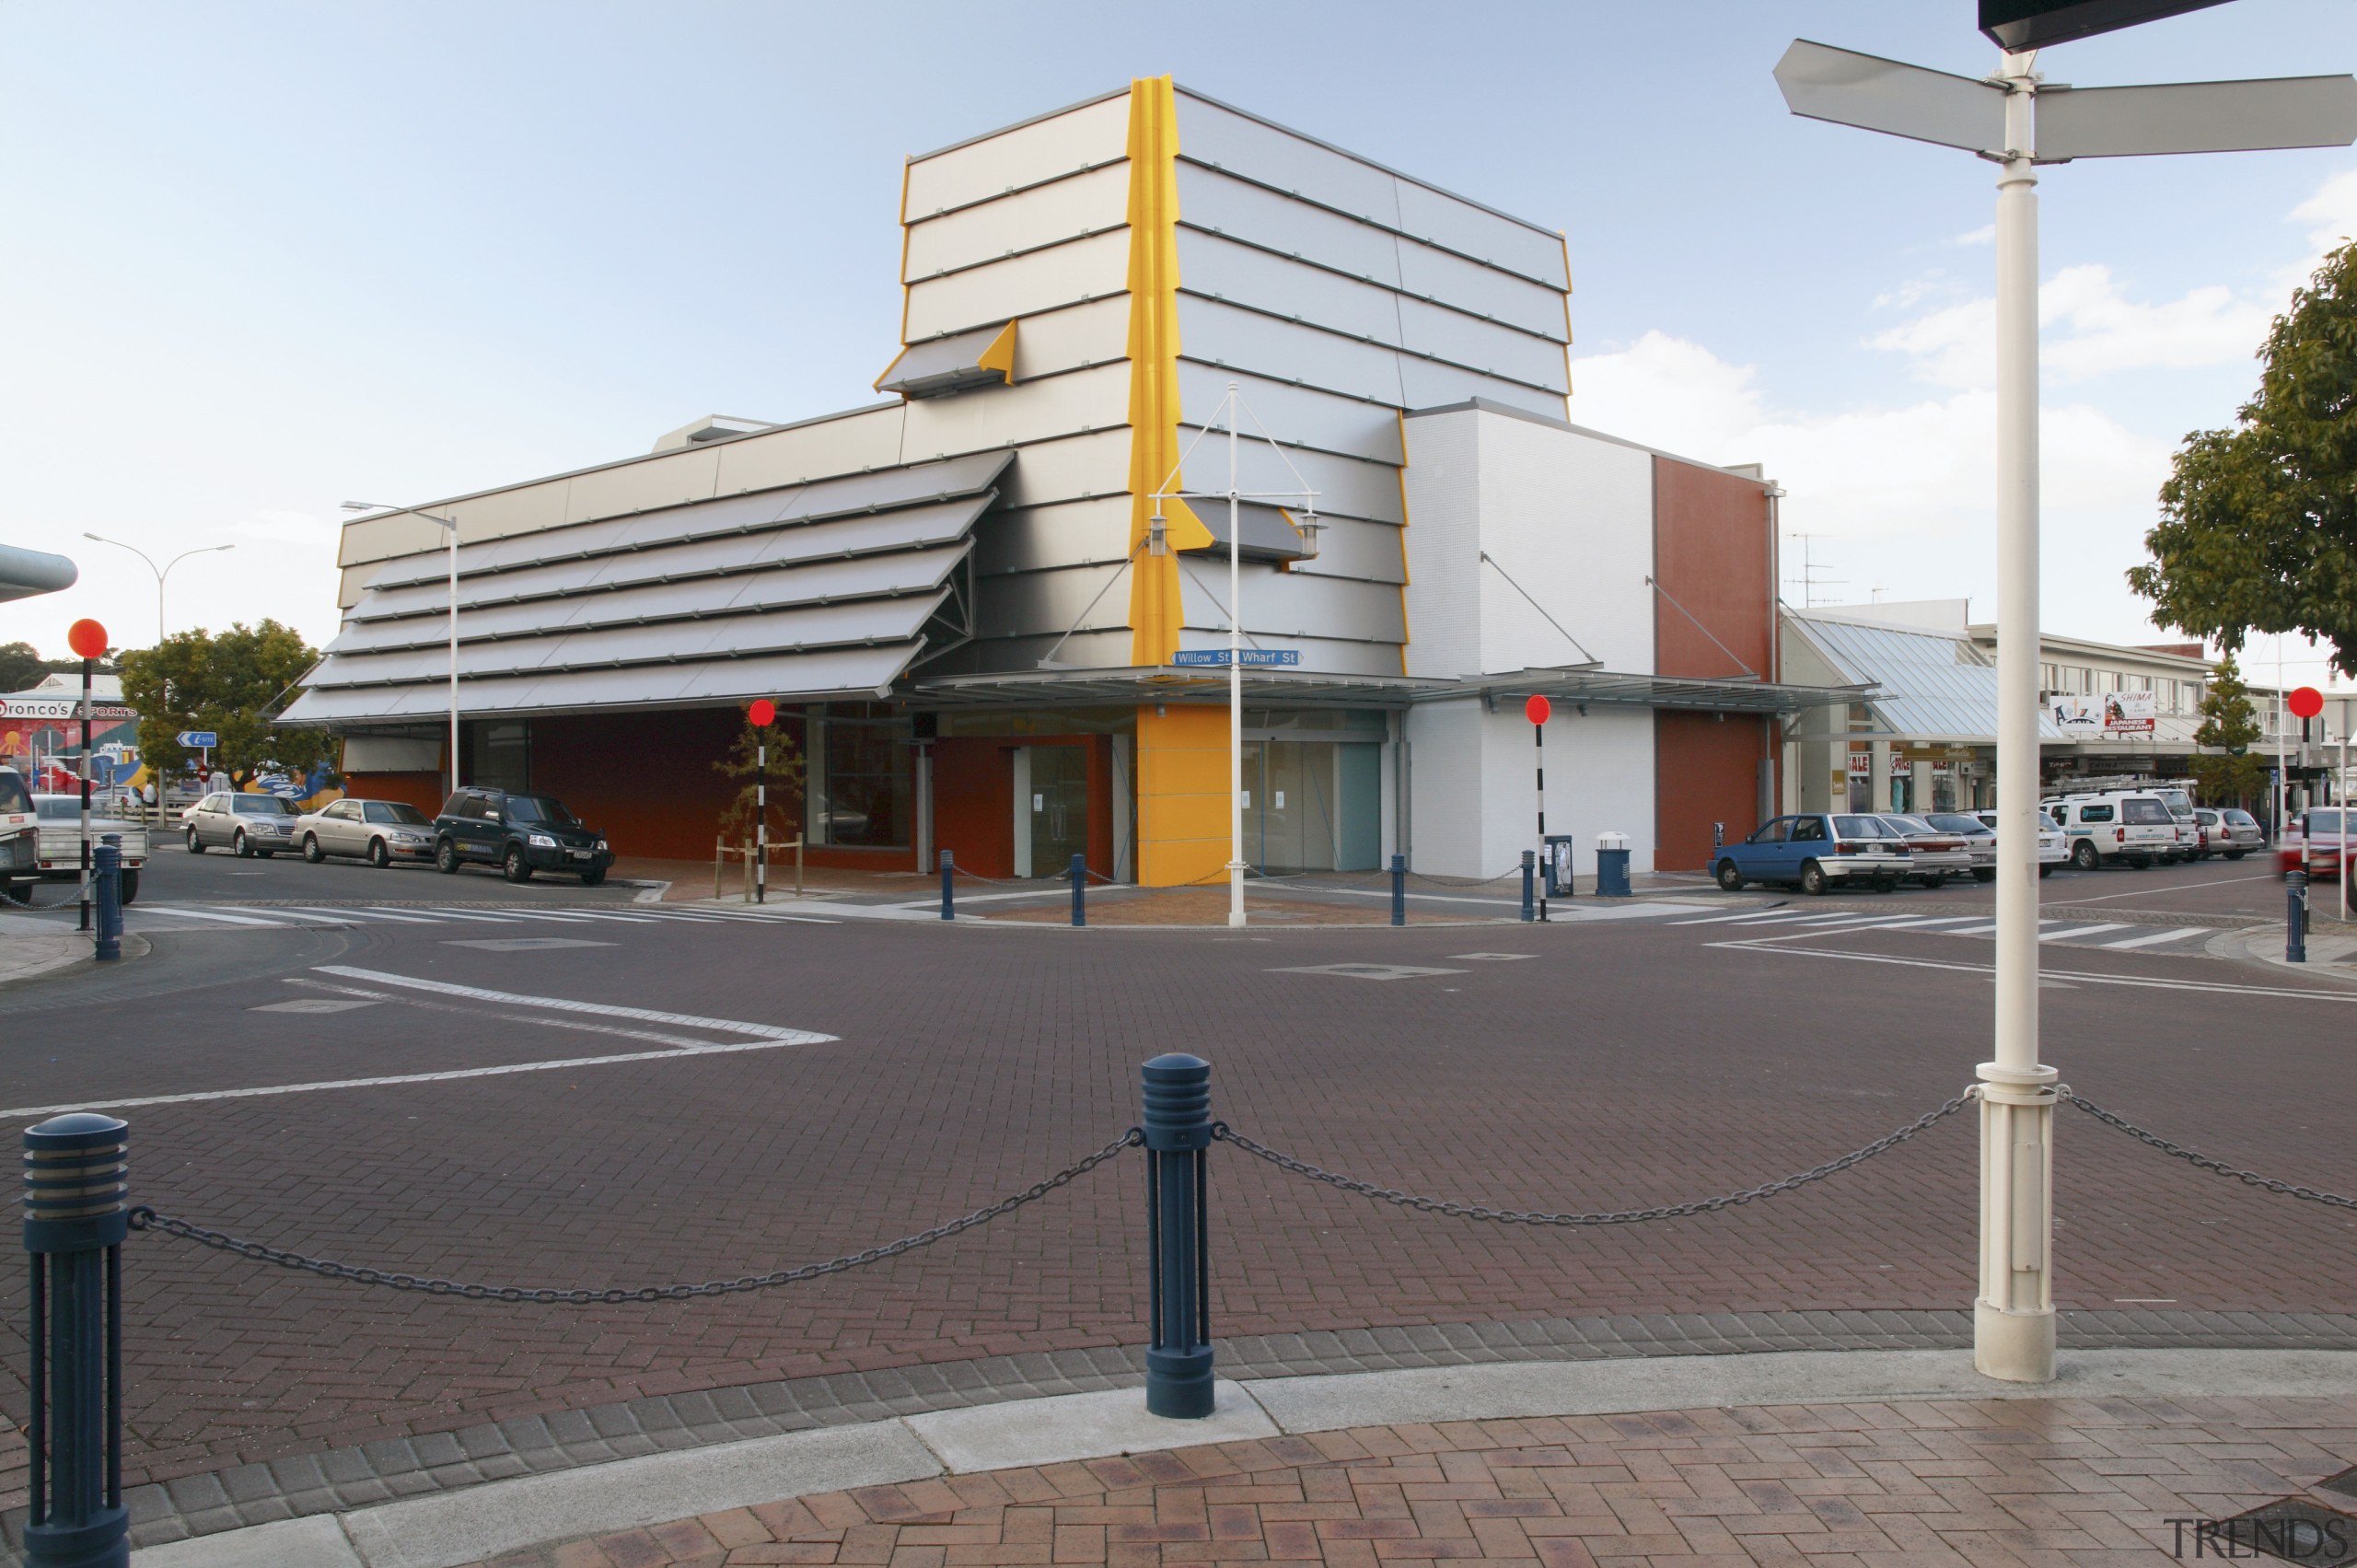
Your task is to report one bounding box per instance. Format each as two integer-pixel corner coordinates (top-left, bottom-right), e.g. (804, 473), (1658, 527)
(283, 78), (1853, 883)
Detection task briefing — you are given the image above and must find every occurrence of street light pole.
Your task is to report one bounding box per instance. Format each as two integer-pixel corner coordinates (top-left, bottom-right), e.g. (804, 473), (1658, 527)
(345, 503), (461, 801)
(1775, 24), (2357, 1388)
(1226, 383), (1246, 929)
(79, 535), (237, 645)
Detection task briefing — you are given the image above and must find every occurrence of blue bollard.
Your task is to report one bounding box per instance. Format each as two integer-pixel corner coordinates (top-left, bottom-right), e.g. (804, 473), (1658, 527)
(940, 849), (955, 921)
(2287, 869), (2308, 963)
(23, 1112), (131, 1568)
(1070, 853), (1086, 927)
(93, 837), (121, 963)
(1141, 1053), (1213, 1419)
(1520, 850), (1536, 923)
(1389, 854), (1405, 927)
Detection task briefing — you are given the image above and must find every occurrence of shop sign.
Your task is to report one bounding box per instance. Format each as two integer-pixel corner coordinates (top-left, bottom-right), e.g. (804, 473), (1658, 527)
(1, 700), (137, 721)
(2051, 691), (2156, 735)
(1848, 751), (1871, 774)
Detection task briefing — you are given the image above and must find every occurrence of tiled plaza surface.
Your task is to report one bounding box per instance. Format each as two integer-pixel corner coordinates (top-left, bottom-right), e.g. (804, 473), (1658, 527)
(0, 857), (2351, 1518)
(466, 1395), (2357, 1568)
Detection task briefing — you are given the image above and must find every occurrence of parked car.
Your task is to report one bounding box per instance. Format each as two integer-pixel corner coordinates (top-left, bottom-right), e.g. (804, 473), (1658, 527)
(2049, 792), (2177, 870)
(1921, 812), (1999, 882)
(2278, 807), (2354, 881)
(1878, 814), (1975, 888)
(431, 788), (613, 885)
(0, 770), (38, 904)
(2204, 807), (2263, 859)
(2151, 785), (2200, 863)
(30, 796), (146, 902)
(183, 790), (304, 857)
(1713, 812), (1912, 896)
(1970, 808), (2068, 878)
(296, 797), (436, 867)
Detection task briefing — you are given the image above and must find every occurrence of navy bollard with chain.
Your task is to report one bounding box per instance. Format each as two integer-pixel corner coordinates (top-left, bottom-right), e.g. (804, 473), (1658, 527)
(1389, 854), (1405, 926)
(92, 838), (121, 963)
(1070, 854), (1086, 926)
(1520, 850), (1536, 922)
(23, 1113), (131, 1568)
(2287, 868), (2308, 963)
(940, 850), (955, 921)
(1140, 1053), (1213, 1418)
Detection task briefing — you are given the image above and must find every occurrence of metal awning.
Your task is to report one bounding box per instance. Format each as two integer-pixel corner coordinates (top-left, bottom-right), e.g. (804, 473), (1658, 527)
(283, 450), (1011, 727)
(913, 663), (1866, 714)
(1181, 501), (1315, 564)
(1468, 667), (1872, 715)
(875, 321), (1016, 399)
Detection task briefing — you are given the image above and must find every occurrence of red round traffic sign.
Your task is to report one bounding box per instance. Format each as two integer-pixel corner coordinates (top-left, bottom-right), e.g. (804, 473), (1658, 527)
(748, 699), (776, 727)
(66, 619), (108, 660)
(2289, 686), (2324, 720)
(1524, 694), (1551, 726)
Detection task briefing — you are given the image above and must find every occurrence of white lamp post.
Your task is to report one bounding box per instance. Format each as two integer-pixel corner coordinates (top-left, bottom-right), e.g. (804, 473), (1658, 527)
(79, 535), (235, 644)
(1775, 23), (2357, 1385)
(344, 501), (462, 800)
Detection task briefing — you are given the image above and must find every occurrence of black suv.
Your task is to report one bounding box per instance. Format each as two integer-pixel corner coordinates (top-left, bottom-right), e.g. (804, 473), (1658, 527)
(432, 788), (614, 885)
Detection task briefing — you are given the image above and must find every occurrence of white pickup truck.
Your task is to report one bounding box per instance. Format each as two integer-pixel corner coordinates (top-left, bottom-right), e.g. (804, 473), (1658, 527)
(0, 772), (36, 903)
(31, 794), (147, 903)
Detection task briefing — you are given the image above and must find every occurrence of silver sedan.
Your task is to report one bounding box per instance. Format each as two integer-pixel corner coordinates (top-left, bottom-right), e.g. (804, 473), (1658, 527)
(295, 798), (436, 868)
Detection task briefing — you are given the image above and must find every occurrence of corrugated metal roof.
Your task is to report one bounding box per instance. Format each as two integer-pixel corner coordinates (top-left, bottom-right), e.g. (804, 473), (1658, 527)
(1789, 613), (2062, 740)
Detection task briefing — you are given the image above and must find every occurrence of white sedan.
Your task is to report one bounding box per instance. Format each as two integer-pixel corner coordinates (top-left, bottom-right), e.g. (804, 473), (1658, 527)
(1975, 808), (2069, 878)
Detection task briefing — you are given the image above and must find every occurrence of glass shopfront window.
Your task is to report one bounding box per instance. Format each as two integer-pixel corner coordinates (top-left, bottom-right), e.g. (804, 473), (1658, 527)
(807, 704), (912, 848)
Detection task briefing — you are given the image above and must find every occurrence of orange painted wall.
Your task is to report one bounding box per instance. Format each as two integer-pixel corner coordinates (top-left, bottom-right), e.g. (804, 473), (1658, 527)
(1651, 457), (1777, 867)
(1136, 703), (1228, 887)
(342, 772), (444, 818)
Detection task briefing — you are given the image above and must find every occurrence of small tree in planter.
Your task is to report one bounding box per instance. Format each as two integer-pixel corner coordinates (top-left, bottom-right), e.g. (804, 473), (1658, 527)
(713, 710), (805, 852)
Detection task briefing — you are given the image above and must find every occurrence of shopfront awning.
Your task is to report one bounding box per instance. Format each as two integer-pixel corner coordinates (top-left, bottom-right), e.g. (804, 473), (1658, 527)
(874, 321), (1017, 399)
(912, 663), (1866, 714)
(283, 450), (1011, 726)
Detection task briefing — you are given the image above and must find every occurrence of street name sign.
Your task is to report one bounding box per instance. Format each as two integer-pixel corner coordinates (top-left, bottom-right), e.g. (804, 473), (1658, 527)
(1171, 649), (1299, 667)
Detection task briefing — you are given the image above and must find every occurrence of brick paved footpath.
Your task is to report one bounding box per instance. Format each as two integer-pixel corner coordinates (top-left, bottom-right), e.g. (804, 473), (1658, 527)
(470, 1395), (2357, 1568)
(3, 912), (2353, 1503)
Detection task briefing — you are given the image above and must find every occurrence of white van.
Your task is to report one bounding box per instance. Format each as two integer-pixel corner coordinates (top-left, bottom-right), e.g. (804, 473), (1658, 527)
(2149, 785), (2200, 863)
(2048, 792), (2178, 870)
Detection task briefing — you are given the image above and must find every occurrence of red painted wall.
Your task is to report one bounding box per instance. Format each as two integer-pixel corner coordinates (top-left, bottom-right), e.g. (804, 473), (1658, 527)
(342, 772), (444, 818)
(1655, 714), (1773, 871)
(1652, 457), (1777, 868)
(932, 735), (1117, 880)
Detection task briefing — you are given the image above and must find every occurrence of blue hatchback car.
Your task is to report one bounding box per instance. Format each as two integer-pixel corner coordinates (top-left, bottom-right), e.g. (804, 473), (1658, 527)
(1712, 813), (1913, 896)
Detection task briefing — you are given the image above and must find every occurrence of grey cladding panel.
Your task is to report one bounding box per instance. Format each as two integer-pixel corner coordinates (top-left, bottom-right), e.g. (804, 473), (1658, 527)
(1397, 299), (1570, 393)
(1396, 238), (1568, 341)
(1178, 563), (1405, 645)
(1398, 357), (1565, 419)
(971, 498), (1132, 576)
(287, 644), (922, 723)
(1176, 96), (1402, 229)
(1177, 229), (1403, 345)
(1176, 363), (1403, 465)
(1174, 164), (1402, 286)
(975, 561), (1132, 641)
(1287, 517), (1406, 586)
(1392, 180), (1567, 289)
(1170, 429), (1406, 524)
(1178, 297), (1404, 408)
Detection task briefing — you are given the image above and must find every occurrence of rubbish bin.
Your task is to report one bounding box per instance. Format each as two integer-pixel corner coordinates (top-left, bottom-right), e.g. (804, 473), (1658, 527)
(1595, 830), (1632, 897)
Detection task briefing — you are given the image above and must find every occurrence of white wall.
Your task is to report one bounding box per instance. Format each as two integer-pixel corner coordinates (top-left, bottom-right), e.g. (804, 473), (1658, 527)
(1407, 699), (1655, 878)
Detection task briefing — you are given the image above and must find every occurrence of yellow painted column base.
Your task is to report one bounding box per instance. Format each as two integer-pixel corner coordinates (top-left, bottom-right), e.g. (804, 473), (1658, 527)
(1136, 703), (1230, 888)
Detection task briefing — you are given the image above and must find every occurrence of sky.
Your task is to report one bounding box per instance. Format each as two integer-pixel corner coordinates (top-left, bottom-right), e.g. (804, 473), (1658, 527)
(3, 0), (2353, 693)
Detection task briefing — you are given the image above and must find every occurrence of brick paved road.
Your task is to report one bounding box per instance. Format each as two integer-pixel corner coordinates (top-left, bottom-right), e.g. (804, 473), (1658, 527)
(1, 858), (2352, 1499)
(466, 1394), (2357, 1567)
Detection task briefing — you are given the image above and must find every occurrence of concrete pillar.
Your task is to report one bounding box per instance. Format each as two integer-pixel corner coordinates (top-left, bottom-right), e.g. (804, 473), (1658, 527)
(1869, 742), (1891, 814)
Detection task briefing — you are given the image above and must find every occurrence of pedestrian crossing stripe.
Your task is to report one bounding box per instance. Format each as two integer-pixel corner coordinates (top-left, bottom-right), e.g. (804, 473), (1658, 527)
(1700, 907), (2217, 954)
(122, 902), (840, 930)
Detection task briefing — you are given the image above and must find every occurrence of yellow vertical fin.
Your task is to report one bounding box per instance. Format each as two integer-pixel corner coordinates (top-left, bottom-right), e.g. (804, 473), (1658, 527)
(976, 319), (1018, 384)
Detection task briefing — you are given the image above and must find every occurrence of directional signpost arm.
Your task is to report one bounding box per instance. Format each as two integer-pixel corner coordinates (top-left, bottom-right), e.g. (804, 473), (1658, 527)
(1774, 27), (2357, 1388)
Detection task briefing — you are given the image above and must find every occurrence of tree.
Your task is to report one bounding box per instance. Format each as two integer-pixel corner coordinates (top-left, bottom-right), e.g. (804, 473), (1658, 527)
(712, 712), (805, 848)
(116, 621), (332, 789)
(2187, 655), (2266, 807)
(0, 641), (114, 693)
(2129, 242), (2357, 676)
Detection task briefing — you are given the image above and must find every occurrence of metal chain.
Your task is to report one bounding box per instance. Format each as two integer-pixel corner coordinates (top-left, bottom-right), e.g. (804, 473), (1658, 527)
(127, 1131), (1143, 1303)
(1210, 1095), (1973, 1226)
(2061, 1092), (2357, 1210)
